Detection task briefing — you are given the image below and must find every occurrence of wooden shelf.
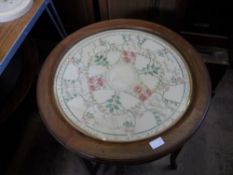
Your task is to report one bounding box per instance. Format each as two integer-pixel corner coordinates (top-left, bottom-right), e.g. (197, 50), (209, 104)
(0, 0), (47, 75)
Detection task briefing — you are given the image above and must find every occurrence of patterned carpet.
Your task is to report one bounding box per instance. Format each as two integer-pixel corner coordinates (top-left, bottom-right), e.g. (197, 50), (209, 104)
(4, 69), (233, 175)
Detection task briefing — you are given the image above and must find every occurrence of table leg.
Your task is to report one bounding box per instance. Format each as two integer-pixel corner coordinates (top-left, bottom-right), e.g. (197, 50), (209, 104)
(45, 0), (67, 39)
(47, 0), (67, 36)
(82, 158), (100, 175)
(45, 7), (66, 39)
(170, 146), (183, 169)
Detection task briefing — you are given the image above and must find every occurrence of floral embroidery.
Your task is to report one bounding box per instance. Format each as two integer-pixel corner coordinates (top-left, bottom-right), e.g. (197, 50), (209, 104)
(153, 112), (163, 124)
(105, 95), (122, 113)
(88, 76), (106, 91)
(82, 112), (97, 126)
(54, 29), (191, 142)
(158, 48), (169, 57)
(122, 50), (136, 63)
(133, 85), (142, 94)
(62, 79), (78, 102)
(142, 63), (160, 76)
(122, 120), (135, 132)
(94, 54), (109, 67)
(133, 84), (152, 102)
(171, 76), (185, 84)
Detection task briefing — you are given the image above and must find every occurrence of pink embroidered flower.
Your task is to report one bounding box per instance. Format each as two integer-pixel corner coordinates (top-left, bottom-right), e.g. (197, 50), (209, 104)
(122, 50), (136, 63)
(123, 50), (128, 56)
(134, 85), (142, 94)
(88, 76), (106, 91)
(89, 85), (95, 91)
(139, 94), (147, 101)
(145, 88), (152, 96)
(124, 57), (131, 63)
(133, 84), (153, 102)
(97, 77), (105, 86)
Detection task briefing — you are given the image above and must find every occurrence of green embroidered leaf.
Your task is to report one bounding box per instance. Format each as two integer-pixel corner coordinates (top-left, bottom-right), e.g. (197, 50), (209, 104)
(106, 104), (112, 108)
(153, 112), (162, 124)
(142, 64), (160, 76)
(123, 121), (133, 127)
(85, 112), (95, 119)
(107, 99), (113, 103)
(94, 55), (109, 67)
(114, 105), (119, 110)
(105, 95), (122, 113)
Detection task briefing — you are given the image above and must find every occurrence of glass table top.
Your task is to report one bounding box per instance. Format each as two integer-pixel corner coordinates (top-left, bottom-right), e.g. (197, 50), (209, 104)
(53, 29), (192, 142)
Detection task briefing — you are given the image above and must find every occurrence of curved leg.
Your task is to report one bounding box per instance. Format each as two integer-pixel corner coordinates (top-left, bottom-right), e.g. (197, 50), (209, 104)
(82, 158), (100, 175)
(170, 146), (183, 170)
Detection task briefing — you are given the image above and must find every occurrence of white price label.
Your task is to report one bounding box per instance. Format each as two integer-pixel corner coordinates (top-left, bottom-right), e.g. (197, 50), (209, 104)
(149, 137), (165, 149)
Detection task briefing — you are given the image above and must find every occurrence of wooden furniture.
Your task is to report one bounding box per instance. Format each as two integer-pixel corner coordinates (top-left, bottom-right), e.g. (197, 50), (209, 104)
(37, 19), (210, 168)
(0, 39), (38, 124)
(54, 0), (95, 32)
(0, 0), (66, 75)
(99, 0), (159, 20)
(181, 31), (230, 91)
(98, 0), (188, 28)
(0, 0), (66, 123)
(0, 0), (33, 23)
(52, 0), (189, 32)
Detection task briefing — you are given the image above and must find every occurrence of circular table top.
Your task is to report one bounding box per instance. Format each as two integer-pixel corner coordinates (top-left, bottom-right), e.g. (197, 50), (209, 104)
(37, 19), (211, 164)
(54, 29), (191, 142)
(0, 0), (33, 23)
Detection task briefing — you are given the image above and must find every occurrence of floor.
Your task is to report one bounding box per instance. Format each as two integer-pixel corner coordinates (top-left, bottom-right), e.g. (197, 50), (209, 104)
(1, 69), (233, 175)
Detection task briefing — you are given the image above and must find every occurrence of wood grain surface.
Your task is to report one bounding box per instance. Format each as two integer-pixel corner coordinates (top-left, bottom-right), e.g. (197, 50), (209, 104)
(0, 0), (44, 63)
(99, 0), (159, 20)
(54, 0), (95, 31)
(37, 19), (211, 164)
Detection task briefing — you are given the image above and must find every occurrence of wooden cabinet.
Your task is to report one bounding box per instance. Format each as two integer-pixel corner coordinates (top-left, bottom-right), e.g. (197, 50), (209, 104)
(99, 0), (188, 28)
(53, 0), (188, 32)
(54, 0), (95, 32)
(99, 0), (159, 20)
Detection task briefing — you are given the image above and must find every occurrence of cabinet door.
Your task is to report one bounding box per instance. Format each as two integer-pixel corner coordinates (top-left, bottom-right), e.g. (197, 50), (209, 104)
(99, 0), (159, 20)
(54, 0), (95, 32)
(99, 0), (188, 28)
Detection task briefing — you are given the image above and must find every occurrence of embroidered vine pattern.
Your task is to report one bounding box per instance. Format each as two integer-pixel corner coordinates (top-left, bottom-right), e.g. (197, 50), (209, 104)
(88, 76), (106, 91)
(133, 84), (152, 102)
(141, 63), (160, 76)
(94, 54), (109, 67)
(62, 79), (78, 102)
(105, 95), (122, 113)
(123, 120), (134, 128)
(122, 50), (136, 63)
(54, 30), (190, 141)
(153, 112), (163, 124)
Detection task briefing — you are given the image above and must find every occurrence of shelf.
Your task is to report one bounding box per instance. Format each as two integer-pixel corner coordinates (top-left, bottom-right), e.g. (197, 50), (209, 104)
(0, 0), (47, 75)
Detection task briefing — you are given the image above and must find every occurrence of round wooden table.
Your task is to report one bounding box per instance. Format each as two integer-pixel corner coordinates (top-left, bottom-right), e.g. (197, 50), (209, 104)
(37, 19), (211, 169)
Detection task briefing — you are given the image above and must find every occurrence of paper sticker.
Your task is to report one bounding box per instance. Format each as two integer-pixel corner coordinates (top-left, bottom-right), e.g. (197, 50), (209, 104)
(149, 137), (165, 149)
